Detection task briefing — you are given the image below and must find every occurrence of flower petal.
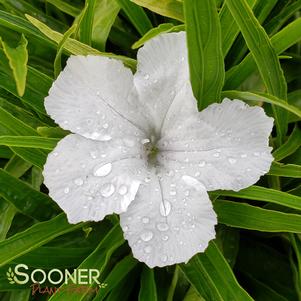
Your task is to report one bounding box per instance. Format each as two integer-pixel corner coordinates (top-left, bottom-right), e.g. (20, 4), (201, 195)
(158, 99), (274, 191)
(43, 134), (148, 223)
(120, 172), (217, 267)
(45, 55), (151, 141)
(134, 31), (193, 134)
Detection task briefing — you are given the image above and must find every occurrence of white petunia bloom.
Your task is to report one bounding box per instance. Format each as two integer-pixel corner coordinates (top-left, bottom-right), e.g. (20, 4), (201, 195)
(43, 32), (274, 268)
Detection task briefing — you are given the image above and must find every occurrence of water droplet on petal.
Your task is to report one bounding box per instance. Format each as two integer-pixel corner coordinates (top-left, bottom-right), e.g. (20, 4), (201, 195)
(199, 161), (206, 167)
(170, 190), (176, 196)
(53, 152), (58, 157)
(144, 74), (150, 80)
(162, 235), (169, 241)
(74, 178), (84, 186)
(228, 157), (237, 164)
(90, 151), (98, 159)
(141, 138), (150, 144)
(100, 135), (112, 141)
(142, 217), (150, 224)
(144, 177), (151, 183)
(100, 183), (115, 197)
(254, 152), (260, 157)
(103, 123), (109, 129)
(64, 187), (70, 194)
(157, 223), (169, 231)
(118, 185), (128, 195)
(160, 201), (171, 217)
(140, 231), (153, 242)
(240, 153), (247, 158)
(213, 152), (220, 158)
(94, 163), (112, 177)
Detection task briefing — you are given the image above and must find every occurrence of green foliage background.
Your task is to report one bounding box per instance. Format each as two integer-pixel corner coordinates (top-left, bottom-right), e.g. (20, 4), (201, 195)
(0, 0), (300, 300)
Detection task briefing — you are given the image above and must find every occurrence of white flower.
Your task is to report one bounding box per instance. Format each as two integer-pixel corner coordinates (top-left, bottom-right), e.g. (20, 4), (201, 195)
(43, 32), (274, 268)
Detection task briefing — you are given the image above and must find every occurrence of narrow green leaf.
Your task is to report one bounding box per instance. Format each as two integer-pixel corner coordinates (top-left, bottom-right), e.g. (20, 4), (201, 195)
(224, 17), (301, 90)
(132, 23), (184, 49)
(273, 127), (301, 161)
(0, 199), (16, 241)
(225, 0), (287, 142)
(219, 0), (256, 57)
(184, 0), (225, 109)
(180, 242), (253, 301)
(215, 200), (301, 232)
(139, 267), (158, 301)
(1, 34), (28, 96)
(0, 169), (58, 220)
(268, 162), (301, 178)
(46, 0), (81, 17)
(79, 0), (96, 45)
(25, 14), (137, 69)
(0, 214), (84, 267)
(48, 225), (124, 301)
(214, 186), (301, 211)
(117, 0), (152, 36)
(4, 155), (32, 178)
(0, 136), (59, 150)
(131, 0), (184, 21)
(94, 255), (138, 300)
(92, 0), (120, 50)
(221, 91), (301, 118)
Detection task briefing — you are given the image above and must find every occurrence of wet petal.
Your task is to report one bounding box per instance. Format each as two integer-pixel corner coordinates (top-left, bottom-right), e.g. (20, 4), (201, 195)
(134, 31), (195, 134)
(43, 134), (147, 223)
(45, 55), (151, 141)
(120, 172), (217, 267)
(158, 99), (274, 191)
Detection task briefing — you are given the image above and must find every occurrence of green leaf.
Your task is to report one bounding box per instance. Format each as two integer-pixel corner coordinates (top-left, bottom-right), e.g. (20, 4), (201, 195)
(139, 267), (158, 301)
(1, 34), (28, 96)
(92, 0), (120, 50)
(0, 136), (59, 150)
(132, 23), (184, 49)
(0, 169), (58, 220)
(131, 0), (184, 21)
(221, 91), (301, 118)
(215, 200), (301, 232)
(224, 17), (301, 90)
(79, 0), (96, 45)
(184, 0), (225, 109)
(180, 242), (253, 301)
(94, 255), (138, 300)
(0, 199), (16, 241)
(268, 162), (301, 178)
(48, 225), (124, 301)
(225, 0), (287, 143)
(273, 127), (301, 161)
(117, 0), (153, 36)
(46, 0), (81, 17)
(214, 186), (301, 211)
(0, 214), (84, 267)
(25, 14), (137, 69)
(219, 0), (256, 57)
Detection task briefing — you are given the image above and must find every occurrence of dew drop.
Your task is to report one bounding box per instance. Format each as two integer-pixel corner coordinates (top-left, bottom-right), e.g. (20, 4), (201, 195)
(100, 183), (115, 197)
(228, 157), (237, 164)
(195, 171), (200, 177)
(213, 152), (220, 158)
(159, 201), (171, 217)
(94, 163), (112, 177)
(141, 138), (150, 144)
(144, 74), (150, 80)
(162, 235), (169, 241)
(64, 187), (70, 194)
(157, 223), (169, 231)
(170, 190), (177, 196)
(199, 161), (206, 167)
(53, 152), (58, 157)
(103, 123), (109, 129)
(74, 178), (84, 186)
(90, 151), (98, 159)
(240, 153), (247, 158)
(142, 217), (150, 224)
(254, 152), (260, 157)
(144, 177), (151, 183)
(118, 185), (128, 195)
(140, 231), (153, 242)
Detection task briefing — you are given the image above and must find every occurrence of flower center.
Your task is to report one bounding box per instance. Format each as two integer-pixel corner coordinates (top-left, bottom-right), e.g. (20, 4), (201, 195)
(142, 135), (159, 166)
